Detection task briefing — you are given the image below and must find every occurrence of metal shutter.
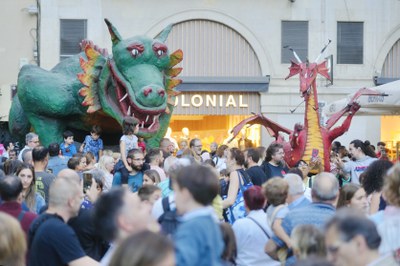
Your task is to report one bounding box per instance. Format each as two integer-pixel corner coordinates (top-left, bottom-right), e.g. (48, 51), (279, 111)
(281, 21), (308, 63)
(337, 22), (363, 64)
(60, 19), (87, 60)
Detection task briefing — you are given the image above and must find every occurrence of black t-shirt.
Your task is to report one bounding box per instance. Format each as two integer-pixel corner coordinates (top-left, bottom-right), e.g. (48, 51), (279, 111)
(261, 161), (289, 180)
(68, 208), (109, 261)
(245, 165), (268, 186)
(29, 213), (85, 266)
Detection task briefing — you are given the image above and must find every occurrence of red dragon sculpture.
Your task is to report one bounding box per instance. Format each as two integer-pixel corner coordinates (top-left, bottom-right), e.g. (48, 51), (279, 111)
(230, 41), (382, 171)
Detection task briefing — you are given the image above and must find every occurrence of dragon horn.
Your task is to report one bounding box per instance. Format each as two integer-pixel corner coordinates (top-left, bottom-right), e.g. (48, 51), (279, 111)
(104, 19), (122, 45)
(158, 24), (173, 42)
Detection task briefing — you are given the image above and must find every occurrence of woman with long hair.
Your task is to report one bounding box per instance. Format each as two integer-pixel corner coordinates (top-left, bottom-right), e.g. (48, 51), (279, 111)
(97, 155), (115, 192)
(336, 183), (369, 215)
(16, 163), (45, 214)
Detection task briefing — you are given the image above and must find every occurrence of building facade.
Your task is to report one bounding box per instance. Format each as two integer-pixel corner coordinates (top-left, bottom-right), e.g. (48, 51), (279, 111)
(1, 0), (400, 150)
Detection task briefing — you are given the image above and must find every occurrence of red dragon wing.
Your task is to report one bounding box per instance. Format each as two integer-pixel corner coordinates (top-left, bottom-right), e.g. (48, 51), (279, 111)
(325, 87), (382, 129)
(285, 60), (301, 80)
(228, 114), (293, 143)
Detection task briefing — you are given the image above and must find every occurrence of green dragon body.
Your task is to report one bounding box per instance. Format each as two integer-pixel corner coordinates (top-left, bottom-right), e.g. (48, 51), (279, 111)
(9, 19), (182, 148)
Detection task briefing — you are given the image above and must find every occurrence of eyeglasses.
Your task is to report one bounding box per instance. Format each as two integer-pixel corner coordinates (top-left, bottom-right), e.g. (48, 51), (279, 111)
(132, 158), (145, 161)
(298, 163), (308, 167)
(30, 140), (39, 144)
(194, 145), (202, 148)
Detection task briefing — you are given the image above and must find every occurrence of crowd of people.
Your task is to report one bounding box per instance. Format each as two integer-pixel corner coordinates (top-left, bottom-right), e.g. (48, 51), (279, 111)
(0, 123), (399, 266)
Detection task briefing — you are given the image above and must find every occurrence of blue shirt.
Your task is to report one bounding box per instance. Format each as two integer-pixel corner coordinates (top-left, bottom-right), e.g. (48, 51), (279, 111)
(288, 196), (310, 210)
(60, 142), (77, 157)
(82, 135), (103, 161)
(175, 207), (224, 266)
(112, 171), (143, 192)
(47, 156), (68, 176)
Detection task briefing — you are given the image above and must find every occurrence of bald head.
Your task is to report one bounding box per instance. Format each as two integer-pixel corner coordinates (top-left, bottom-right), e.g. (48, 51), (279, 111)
(284, 173), (304, 196)
(48, 177), (81, 208)
(58, 169), (80, 184)
(312, 172), (339, 203)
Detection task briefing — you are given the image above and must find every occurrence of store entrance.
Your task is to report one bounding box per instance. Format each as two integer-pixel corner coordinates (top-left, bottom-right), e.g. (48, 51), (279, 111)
(168, 115), (261, 151)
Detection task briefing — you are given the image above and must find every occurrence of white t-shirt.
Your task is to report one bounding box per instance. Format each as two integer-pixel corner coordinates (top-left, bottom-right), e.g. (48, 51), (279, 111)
(120, 135), (138, 155)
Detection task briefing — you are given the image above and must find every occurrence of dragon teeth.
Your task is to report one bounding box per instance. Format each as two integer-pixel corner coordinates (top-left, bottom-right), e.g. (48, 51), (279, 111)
(127, 106), (131, 116)
(141, 121), (145, 128)
(145, 115), (150, 123)
(119, 93), (128, 102)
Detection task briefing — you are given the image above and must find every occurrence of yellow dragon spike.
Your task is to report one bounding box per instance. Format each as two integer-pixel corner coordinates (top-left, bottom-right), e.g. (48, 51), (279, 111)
(166, 78), (182, 90)
(169, 49), (183, 67)
(165, 67), (183, 78)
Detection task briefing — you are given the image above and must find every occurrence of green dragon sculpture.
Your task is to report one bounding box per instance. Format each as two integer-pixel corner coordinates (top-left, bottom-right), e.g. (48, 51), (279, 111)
(9, 19), (183, 148)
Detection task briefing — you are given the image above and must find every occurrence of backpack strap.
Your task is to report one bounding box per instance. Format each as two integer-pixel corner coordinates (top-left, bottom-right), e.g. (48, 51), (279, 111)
(247, 216), (270, 239)
(17, 210), (26, 222)
(161, 196), (170, 212)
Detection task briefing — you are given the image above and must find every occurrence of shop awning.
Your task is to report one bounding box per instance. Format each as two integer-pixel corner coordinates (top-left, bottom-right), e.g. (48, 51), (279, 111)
(324, 80), (400, 116)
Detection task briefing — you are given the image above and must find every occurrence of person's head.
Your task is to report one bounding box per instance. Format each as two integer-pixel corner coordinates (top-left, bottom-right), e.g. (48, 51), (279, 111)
(226, 148), (245, 170)
(220, 223), (237, 265)
(331, 141), (341, 153)
(32, 146), (49, 164)
(178, 139), (188, 150)
(0, 175), (23, 202)
(377, 141), (386, 151)
(284, 173), (306, 201)
(109, 230), (175, 266)
(173, 164), (219, 214)
(189, 138), (202, 156)
(216, 144), (229, 158)
(48, 142), (60, 157)
(87, 168), (105, 192)
(263, 177), (289, 206)
(311, 172), (339, 204)
(94, 188), (152, 242)
(63, 130), (74, 144)
(325, 210), (381, 266)
(210, 142), (218, 153)
(90, 125), (102, 140)
(291, 224), (326, 260)
(0, 212), (27, 266)
(67, 154), (86, 171)
(127, 149), (145, 172)
(138, 185), (162, 205)
(85, 151), (96, 166)
(295, 160), (310, 179)
(349, 139), (376, 159)
(244, 185), (266, 211)
(48, 176), (83, 218)
(3, 159), (23, 175)
(336, 184), (368, 214)
(266, 143), (285, 164)
(382, 163), (400, 207)
(8, 149), (17, 160)
(22, 149), (33, 165)
(256, 146), (267, 162)
(361, 159), (393, 195)
(15, 163), (35, 192)
(25, 132), (39, 148)
(337, 146), (348, 158)
(122, 117), (139, 135)
(244, 148), (260, 168)
(147, 148), (163, 166)
(143, 169), (161, 185)
(98, 155), (115, 173)
(159, 138), (174, 154)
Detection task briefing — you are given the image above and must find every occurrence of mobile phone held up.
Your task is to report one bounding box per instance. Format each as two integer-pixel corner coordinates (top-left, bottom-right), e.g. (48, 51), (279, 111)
(83, 172), (93, 193)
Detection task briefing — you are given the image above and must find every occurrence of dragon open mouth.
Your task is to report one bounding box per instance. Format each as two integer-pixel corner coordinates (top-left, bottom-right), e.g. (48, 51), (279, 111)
(110, 64), (165, 134)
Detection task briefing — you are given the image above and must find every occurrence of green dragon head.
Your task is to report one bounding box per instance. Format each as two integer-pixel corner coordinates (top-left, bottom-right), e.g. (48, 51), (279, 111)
(78, 19), (182, 140)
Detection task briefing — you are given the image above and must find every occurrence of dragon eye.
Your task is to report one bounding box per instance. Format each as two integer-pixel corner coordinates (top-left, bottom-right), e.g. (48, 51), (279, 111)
(127, 43), (144, 58)
(153, 43), (168, 58)
(156, 50), (164, 56)
(131, 49), (140, 57)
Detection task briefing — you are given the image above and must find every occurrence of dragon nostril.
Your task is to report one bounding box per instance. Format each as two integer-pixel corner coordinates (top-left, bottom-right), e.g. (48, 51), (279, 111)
(158, 89), (165, 97)
(143, 88), (152, 97)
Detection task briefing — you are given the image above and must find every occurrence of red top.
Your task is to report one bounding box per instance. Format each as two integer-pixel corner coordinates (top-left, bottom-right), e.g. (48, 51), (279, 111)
(0, 201), (38, 236)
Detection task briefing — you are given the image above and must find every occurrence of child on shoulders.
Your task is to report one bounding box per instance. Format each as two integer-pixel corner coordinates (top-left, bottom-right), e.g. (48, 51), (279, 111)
(118, 117), (139, 186)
